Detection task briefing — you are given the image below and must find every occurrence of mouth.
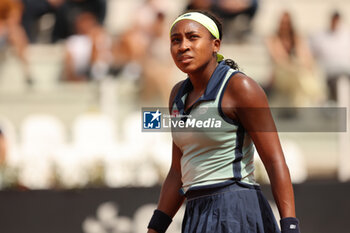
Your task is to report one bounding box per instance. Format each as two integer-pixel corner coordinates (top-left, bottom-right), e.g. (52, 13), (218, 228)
(177, 55), (193, 64)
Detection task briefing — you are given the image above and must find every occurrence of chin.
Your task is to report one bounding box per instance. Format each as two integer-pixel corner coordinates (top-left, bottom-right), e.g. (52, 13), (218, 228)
(176, 63), (197, 74)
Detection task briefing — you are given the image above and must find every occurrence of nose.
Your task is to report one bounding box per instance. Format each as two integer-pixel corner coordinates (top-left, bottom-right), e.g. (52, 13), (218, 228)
(179, 38), (190, 52)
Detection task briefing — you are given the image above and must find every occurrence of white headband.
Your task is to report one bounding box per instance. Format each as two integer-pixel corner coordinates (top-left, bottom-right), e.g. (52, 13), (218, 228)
(170, 12), (220, 39)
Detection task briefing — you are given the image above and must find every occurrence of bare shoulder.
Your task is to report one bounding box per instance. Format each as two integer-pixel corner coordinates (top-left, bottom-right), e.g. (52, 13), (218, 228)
(225, 72), (269, 108)
(169, 80), (185, 110)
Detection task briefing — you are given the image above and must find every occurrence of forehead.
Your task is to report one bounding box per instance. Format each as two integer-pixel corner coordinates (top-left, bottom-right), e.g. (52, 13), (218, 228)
(170, 19), (210, 36)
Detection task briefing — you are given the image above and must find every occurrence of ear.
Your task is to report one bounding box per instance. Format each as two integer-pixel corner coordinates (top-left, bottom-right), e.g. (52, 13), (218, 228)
(212, 39), (221, 53)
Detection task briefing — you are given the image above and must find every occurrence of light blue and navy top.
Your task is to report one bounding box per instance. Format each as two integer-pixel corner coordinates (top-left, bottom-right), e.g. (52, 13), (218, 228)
(171, 61), (257, 193)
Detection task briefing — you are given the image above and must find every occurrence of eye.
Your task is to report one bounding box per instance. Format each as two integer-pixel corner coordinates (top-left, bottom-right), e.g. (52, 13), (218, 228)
(171, 37), (181, 43)
(189, 34), (199, 40)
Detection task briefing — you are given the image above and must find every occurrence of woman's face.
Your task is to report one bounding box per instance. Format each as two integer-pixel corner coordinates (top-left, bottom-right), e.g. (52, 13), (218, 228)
(170, 19), (220, 74)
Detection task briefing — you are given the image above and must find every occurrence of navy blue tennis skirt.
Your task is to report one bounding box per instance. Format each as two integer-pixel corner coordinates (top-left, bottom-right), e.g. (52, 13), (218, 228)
(182, 182), (281, 233)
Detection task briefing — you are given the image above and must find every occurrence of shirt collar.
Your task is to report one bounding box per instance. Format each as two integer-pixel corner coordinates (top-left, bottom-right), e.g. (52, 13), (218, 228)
(174, 61), (231, 114)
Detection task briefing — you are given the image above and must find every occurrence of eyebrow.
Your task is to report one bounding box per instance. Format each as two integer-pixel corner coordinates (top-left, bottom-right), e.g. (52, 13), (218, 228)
(170, 31), (199, 37)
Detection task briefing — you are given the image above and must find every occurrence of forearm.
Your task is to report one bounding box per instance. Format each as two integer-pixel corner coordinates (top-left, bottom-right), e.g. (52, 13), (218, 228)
(157, 168), (185, 217)
(147, 167), (184, 233)
(265, 160), (296, 218)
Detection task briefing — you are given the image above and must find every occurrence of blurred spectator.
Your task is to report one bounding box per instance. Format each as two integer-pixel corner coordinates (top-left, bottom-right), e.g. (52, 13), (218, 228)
(52, 0), (106, 42)
(186, 0), (212, 11)
(212, 0), (259, 42)
(111, 0), (173, 105)
(21, 0), (64, 43)
(310, 11), (350, 102)
(63, 12), (112, 81)
(185, 0), (258, 42)
(141, 11), (174, 105)
(0, 0), (33, 85)
(20, 0), (106, 43)
(265, 11), (324, 107)
(112, 0), (165, 66)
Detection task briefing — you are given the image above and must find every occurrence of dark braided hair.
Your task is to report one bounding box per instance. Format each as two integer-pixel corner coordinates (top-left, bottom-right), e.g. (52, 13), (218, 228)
(185, 10), (240, 70)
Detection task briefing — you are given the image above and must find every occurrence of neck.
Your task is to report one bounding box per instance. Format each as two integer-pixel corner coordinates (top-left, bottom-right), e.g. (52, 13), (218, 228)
(188, 58), (218, 93)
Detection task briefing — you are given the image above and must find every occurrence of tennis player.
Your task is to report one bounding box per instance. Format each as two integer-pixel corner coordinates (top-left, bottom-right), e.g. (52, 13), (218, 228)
(147, 11), (300, 233)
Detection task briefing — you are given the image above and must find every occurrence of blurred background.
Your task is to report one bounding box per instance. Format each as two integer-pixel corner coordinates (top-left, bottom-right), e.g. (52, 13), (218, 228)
(0, 0), (349, 232)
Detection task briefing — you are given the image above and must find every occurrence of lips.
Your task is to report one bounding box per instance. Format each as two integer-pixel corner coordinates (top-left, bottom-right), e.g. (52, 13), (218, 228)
(178, 55), (193, 63)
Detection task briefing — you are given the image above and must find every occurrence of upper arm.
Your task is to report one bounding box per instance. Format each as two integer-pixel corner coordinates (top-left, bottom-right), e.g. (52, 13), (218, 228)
(295, 36), (315, 67)
(225, 74), (285, 166)
(265, 36), (289, 64)
(168, 81), (184, 172)
(265, 36), (279, 61)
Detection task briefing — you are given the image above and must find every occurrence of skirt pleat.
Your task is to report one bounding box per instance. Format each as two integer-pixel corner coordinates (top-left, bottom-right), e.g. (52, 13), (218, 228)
(182, 182), (281, 233)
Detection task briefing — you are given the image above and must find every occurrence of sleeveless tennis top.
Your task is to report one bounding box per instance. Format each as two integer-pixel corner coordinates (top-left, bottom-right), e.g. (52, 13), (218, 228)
(171, 61), (257, 193)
